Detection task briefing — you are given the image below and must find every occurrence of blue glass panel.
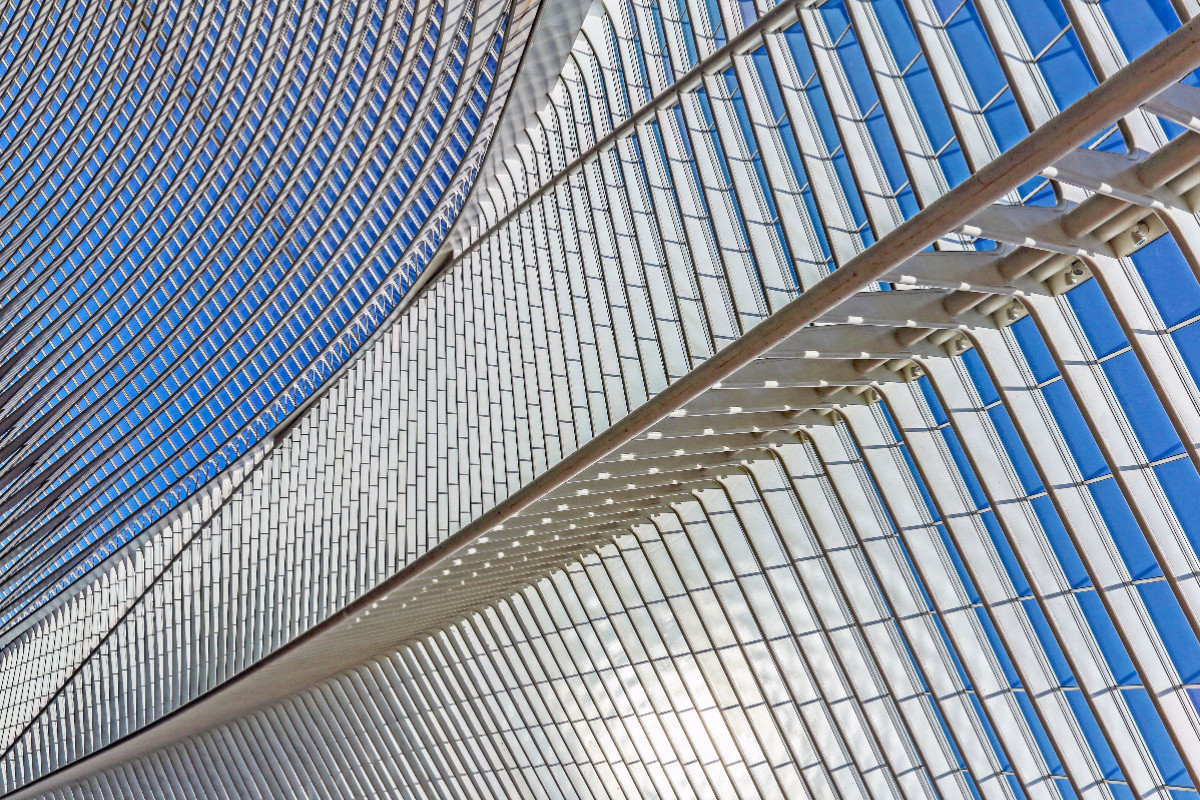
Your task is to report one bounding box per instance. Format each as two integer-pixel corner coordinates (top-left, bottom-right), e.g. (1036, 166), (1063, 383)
(1088, 479), (1162, 580)
(1122, 688), (1192, 787)
(1131, 234), (1200, 327)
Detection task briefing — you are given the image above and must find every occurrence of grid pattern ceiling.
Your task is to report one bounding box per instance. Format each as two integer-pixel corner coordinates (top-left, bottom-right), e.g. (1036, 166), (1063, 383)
(0, 0), (509, 630)
(8, 0), (1200, 798)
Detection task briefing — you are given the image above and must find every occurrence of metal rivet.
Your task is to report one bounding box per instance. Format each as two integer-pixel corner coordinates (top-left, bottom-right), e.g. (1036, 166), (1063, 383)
(1131, 221), (1150, 246)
